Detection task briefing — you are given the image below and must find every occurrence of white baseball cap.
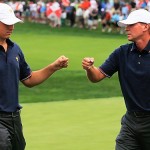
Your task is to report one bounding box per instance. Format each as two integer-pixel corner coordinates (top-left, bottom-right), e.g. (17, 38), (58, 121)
(118, 9), (150, 27)
(0, 3), (23, 25)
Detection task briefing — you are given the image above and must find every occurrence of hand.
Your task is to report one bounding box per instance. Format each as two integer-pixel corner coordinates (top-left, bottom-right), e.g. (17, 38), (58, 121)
(82, 57), (94, 70)
(53, 55), (69, 70)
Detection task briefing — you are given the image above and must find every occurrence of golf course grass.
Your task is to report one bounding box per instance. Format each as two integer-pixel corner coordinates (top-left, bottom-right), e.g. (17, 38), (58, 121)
(22, 97), (126, 150)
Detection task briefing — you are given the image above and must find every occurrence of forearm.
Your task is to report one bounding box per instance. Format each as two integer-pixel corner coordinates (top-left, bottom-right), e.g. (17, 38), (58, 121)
(86, 66), (106, 83)
(22, 55), (69, 87)
(22, 63), (58, 87)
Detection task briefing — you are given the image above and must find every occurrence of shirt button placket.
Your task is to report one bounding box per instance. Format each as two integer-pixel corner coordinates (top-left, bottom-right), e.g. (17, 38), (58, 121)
(138, 55), (141, 65)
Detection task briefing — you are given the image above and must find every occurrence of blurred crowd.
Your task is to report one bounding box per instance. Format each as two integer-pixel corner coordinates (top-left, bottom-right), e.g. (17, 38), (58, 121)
(2, 0), (150, 33)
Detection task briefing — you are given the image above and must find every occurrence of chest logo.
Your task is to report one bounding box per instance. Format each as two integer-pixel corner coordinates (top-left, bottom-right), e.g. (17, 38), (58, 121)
(16, 57), (19, 62)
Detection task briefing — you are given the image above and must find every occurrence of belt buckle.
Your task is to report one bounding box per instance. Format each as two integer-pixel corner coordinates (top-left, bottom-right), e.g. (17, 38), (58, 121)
(11, 112), (15, 117)
(11, 111), (19, 117)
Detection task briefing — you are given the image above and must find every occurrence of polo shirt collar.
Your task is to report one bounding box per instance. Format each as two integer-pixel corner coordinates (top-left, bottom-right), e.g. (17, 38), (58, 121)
(143, 40), (150, 53)
(6, 39), (14, 47)
(0, 39), (14, 52)
(131, 41), (150, 53)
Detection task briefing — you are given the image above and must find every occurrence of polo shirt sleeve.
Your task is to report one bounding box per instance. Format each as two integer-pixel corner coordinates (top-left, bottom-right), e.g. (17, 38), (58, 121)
(99, 47), (120, 77)
(19, 50), (32, 81)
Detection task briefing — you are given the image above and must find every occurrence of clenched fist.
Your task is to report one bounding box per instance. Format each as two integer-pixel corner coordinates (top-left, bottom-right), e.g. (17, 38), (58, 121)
(82, 57), (94, 70)
(53, 55), (69, 70)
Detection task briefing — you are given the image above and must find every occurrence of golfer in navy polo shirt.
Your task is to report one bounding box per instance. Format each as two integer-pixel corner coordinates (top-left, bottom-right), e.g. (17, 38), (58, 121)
(0, 3), (69, 150)
(82, 9), (150, 150)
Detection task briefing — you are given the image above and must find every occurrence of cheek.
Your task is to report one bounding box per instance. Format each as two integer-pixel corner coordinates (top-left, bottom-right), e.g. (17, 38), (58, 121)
(132, 27), (143, 36)
(0, 31), (10, 38)
(136, 30), (143, 36)
(0, 31), (5, 37)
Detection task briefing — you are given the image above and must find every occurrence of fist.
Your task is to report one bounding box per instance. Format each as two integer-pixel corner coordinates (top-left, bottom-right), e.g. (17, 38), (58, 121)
(82, 57), (94, 70)
(54, 55), (69, 70)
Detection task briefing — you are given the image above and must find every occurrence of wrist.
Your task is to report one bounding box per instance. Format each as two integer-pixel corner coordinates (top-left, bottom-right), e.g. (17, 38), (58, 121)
(87, 65), (94, 70)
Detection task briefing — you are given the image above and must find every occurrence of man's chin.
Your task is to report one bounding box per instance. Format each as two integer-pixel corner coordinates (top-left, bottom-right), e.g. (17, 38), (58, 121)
(5, 35), (11, 39)
(127, 36), (133, 41)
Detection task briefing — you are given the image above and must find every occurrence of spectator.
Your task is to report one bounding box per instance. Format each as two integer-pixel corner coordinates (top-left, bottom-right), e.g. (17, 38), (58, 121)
(46, 0), (62, 28)
(88, 6), (99, 29)
(100, 9), (111, 32)
(66, 3), (76, 27)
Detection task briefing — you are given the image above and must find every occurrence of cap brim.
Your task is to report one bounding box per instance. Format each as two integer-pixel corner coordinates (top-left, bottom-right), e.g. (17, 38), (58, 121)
(1, 17), (23, 25)
(117, 19), (138, 27)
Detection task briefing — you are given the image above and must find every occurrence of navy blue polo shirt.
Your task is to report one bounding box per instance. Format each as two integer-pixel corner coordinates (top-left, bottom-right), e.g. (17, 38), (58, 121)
(0, 39), (31, 112)
(100, 41), (150, 112)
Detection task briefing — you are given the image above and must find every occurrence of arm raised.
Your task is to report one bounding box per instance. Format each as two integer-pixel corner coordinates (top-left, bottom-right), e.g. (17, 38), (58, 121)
(22, 55), (69, 87)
